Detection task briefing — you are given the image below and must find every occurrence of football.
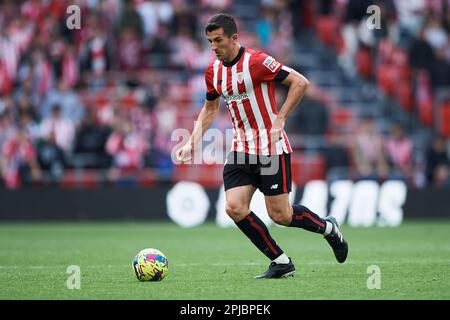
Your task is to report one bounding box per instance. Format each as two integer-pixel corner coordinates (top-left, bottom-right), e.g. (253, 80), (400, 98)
(132, 248), (169, 282)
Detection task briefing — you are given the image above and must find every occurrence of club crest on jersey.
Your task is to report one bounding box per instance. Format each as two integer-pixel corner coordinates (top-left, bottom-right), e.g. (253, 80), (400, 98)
(263, 56), (280, 73)
(237, 72), (244, 84)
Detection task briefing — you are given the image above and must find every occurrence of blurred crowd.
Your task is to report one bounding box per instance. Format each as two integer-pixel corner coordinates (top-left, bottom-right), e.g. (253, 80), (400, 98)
(0, 0), (450, 189)
(333, 0), (450, 88)
(337, 0), (450, 186)
(311, 0), (450, 187)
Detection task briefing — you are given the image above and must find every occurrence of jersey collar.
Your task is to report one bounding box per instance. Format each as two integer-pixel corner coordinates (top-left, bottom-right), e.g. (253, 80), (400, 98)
(222, 46), (245, 67)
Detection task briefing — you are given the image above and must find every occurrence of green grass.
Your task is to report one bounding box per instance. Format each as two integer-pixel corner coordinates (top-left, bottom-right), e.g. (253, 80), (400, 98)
(0, 220), (449, 299)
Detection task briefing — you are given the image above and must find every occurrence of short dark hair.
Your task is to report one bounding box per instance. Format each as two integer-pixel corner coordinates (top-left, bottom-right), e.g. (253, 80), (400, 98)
(205, 13), (237, 37)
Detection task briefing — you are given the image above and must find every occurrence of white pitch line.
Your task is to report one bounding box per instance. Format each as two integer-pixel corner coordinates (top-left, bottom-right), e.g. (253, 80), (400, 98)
(1, 260), (449, 270)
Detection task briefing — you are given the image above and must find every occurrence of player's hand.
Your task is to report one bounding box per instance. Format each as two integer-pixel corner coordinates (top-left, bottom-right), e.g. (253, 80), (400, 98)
(270, 116), (285, 143)
(176, 144), (193, 164)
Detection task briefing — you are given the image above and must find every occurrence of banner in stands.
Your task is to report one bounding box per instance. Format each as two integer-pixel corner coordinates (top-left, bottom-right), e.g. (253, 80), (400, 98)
(1, 180), (449, 225)
(167, 180), (406, 228)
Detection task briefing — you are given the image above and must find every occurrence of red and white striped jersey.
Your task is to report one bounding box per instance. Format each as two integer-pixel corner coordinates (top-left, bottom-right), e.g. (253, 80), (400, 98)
(205, 47), (293, 155)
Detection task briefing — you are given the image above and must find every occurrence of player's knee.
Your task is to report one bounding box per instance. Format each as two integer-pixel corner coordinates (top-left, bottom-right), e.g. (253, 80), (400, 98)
(269, 208), (291, 226)
(225, 202), (248, 221)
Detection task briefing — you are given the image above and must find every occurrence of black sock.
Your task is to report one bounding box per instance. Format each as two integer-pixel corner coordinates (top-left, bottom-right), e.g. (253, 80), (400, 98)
(289, 205), (327, 234)
(235, 211), (283, 261)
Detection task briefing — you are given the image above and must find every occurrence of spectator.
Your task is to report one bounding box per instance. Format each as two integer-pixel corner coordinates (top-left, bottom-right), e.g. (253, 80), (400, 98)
(40, 79), (85, 126)
(40, 105), (75, 153)
(426, 135), (450, 186)
(409, 27), (435, 72)
(0, 25), (20, 86)
(292, 97), (329, 136)
(433, 164), (450, 187)
(443, 6), (450, 35)
(351, 116), (389, 178)
(105, 118), (148, 170)
(0, 95), (15, 119)
(119, 0), (144, 39)
(316, 0), (335, 15)
(148, 24), (172, 68)
(0, 128), (41, 189)
(0, 109), (16, 154)
(0, 56), (14, 95)
(424, 16), (449, 51)
(79, 26), (112, 78)
(18, 111), (40, 143)
(73, 109), (112, 169)
(255, 7), (276, 48)
(430, 48), (450, 88)
(384, 123), (413, 178)
(338, 0), (373, 77)
(16, 92), (38, 122)
(394, 0), (426, 45)
(372, 0), (398, 44)
(36, 133), (66, 181)
(170, 28), (199, 70)
(13, 77), (41, 117)
(148, 98), (176, 173)
(135, 0), (174, 42)
(29, 47), (54, 98)
(60, 44), (80, 89)
(322, 130), (351, 180)
(117, 27), (145, 71)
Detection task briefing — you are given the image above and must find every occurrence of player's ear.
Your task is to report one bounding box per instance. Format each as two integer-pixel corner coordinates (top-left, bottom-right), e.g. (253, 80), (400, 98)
(231, 34), (238, 43)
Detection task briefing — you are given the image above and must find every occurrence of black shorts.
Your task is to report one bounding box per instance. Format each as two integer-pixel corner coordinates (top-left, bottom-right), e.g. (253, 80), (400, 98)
(223, 152), (292, 196)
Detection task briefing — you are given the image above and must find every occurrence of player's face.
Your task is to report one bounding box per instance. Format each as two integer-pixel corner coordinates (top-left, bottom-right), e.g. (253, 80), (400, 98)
(206, 28), (238, 62)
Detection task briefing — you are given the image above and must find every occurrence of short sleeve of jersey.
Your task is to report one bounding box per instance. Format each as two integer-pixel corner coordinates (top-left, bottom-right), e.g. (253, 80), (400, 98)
(205, 63), (220, 101)
(250, 52), (289, 83)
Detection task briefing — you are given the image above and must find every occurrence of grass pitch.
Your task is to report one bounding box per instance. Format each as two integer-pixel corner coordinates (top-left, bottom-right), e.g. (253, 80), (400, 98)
(0, 220), (449, 300)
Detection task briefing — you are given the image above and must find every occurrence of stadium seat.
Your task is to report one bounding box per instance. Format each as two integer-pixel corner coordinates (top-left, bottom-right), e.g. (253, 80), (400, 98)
(376, 64), (397, 97)
(439, 101), (450, 137)
(416, 71), (434, 127)
(169, 84), (193, 107)
(394, 53), (411, 82)
(397, 82), (413, 112)
(175, 110), (196, 132)
(291, 153), (326, 186)
(315, 16), (340, 48)
(356, 47), (372, 79)
(299, 0), (315, 28)
(60, 170), (100, 188)
(330, 108), (354, 128)
(174, 163), (223, 188)
(93, 93), (110, 109)
(137, 169), (158, 188)
(378, 39), (395, 64)
(197, 164), (224, 188)
(121, 93), (138, 109)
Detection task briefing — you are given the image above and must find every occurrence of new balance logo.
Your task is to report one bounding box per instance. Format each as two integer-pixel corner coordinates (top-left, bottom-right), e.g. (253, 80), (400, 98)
(270, 184), (278, 189)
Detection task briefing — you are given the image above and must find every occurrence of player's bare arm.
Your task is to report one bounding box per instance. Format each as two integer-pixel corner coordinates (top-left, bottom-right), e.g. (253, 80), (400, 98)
(176, 97), (220, 163)
(270, 70), (310, 142)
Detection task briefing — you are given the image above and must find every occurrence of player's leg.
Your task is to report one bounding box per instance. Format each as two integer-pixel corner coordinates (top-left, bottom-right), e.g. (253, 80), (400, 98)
(225, 185), (294, 278)
(261, 152), (330, 232)
(226, 185), (283, 262)
(224, 184), (256, 222)
(223, 152), (294, 278)
(261, 153), (348, 263)
(264, 192), (327, 233)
